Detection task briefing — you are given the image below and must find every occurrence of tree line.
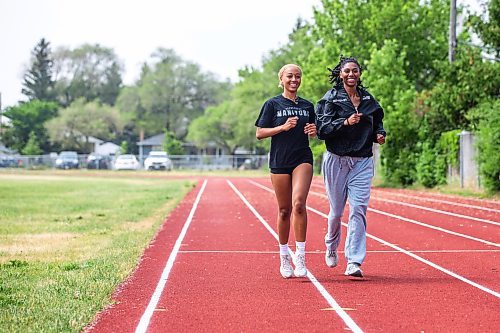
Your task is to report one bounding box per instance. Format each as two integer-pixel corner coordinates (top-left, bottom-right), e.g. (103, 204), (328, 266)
(1, 0), (498, 192)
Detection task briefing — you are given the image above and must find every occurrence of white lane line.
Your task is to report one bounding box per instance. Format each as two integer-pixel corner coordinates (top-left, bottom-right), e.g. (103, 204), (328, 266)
(370, 196), (500, 226)
(371, 190), (500, 214)
(307, 189), (500, 248)
(228, 180), (364, 333)
(379, 190), (500, 206)
(250, 180), (500, 298)
(135, 180), (208, 333)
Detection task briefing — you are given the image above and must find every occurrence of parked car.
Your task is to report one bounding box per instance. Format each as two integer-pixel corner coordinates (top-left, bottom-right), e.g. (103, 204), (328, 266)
(55, 151), (79, 169)
(114, 154), (140, 170)
(0, 155), (18, 168)
(86, 154), (112, 169)
(144, 151), (173, 171)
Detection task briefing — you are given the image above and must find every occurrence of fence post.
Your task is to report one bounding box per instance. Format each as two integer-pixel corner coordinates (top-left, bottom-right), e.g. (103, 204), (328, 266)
(458, 130), (480, 189)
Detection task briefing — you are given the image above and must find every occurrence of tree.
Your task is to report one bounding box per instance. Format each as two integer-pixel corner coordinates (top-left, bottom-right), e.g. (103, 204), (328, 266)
(45, 98), (123, 153)
(187, 101), (239, 154)
(21, 132), (43, 155)
(52, 44), (123, 106)
(21, 38), (55, 101)
(120, 140), (129, 154)
(362, 40), (419, 186)
(467, 99), (500, 192)
(422, 45), (499, 142)
(2, 100), (58, 153)
(310, 0), (449, 91)
(163, 130), (184, 155)
(468, 0), (500, 58)
(115, 48), (231, 140)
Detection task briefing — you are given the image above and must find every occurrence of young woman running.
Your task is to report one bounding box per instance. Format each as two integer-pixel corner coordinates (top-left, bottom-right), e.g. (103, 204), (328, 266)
(316, 56), (386, 277)
(255, 64), (317, 278)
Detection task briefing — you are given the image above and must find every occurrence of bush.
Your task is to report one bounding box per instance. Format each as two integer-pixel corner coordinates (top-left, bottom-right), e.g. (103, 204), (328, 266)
(469, 99), (500, 193)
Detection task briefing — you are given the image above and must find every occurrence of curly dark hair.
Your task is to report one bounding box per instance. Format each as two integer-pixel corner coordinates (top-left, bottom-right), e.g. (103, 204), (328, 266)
(327, 55), (364, 88)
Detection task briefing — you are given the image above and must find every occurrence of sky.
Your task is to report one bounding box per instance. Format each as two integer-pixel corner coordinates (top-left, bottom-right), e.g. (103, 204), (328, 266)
(0, 0), (483, 110)
(0, 0), (320, 109)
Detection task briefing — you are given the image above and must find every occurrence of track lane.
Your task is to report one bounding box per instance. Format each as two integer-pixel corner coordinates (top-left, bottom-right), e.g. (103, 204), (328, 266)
(250, 179), (499, 293)
(85, 179), (208, 333)
(148, 178), (353, 332)
(311, 181), (500, 210)
(311, 181), (500, 225)
(371, 187), (500, 209)
(371, 189), (500, 219)
(86, 176), (499, 333)
(309, 188), (500, 246)
(243, 178), (500, 332)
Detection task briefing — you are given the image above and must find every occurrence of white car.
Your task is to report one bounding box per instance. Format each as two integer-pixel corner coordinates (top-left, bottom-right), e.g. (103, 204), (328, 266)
(144, 151), (173, 171)
(114, 154), (140, 170)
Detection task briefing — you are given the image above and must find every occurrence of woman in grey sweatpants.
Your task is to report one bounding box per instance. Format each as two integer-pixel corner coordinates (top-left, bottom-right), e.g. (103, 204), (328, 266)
(315, 56), (386, 277)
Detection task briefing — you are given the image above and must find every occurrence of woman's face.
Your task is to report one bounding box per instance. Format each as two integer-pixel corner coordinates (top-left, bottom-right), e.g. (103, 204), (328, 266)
(340, 62), (361, 88)
(280, 66), (302, 93)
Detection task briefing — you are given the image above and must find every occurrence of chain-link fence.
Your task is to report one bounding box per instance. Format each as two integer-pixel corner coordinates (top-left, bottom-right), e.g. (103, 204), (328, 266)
(0, 154), (269, 171)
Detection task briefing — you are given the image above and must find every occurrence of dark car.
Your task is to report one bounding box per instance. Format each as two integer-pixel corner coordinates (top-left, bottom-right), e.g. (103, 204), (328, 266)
(86, 154), (111, 169)
(0, 155), (19, 168)
(55, 151), (79, 169)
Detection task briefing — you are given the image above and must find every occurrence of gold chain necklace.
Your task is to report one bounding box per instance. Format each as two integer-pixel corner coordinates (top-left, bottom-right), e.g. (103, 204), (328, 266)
(282, 94), (299, 104)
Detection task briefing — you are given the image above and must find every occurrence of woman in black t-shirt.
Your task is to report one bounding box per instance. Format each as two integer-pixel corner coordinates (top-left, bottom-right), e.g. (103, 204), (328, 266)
(255, 64), (316, 279)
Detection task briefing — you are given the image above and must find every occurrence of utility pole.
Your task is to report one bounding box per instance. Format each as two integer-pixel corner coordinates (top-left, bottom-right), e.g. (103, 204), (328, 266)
(449, 0), (457, 62)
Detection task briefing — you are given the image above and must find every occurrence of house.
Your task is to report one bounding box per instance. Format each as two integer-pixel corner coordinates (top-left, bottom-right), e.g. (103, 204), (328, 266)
(0, 114), (11, 126)
(95, 141), (120, 156)
(77, 135), (119, 156)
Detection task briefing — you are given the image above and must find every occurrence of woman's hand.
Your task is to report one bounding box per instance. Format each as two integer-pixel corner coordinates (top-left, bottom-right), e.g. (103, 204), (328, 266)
(376, 133), (385, 145)
(281, 116), (298, 131)
(345, 113), (361, 126)
(304, 123), (317, 137)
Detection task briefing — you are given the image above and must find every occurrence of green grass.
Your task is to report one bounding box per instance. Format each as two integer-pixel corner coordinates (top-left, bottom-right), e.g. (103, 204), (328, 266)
(0, 172), (194, 333)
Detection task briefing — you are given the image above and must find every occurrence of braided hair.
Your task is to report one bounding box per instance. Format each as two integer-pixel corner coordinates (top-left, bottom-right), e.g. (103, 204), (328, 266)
(327, 55), (364, 89)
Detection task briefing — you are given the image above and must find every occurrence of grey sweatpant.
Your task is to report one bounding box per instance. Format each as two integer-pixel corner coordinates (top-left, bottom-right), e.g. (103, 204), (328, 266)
(322, 151), (374, 265)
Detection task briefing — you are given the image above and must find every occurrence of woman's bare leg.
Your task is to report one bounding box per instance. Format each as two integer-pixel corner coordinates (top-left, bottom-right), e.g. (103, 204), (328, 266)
(291, 163), (313, 242)
(270, 173), (293, 245)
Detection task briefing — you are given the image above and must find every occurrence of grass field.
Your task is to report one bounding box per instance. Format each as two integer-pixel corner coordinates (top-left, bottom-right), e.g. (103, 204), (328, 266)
(0, 171), (195, 333)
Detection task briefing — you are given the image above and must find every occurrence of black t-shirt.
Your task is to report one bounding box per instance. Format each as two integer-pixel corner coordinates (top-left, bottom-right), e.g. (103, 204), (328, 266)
(255, 95), (315, 168)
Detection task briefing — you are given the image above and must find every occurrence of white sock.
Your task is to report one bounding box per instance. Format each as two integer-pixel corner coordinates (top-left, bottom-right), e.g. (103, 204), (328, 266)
(296, 241), (306, 255)
(279, 243), (289, 256)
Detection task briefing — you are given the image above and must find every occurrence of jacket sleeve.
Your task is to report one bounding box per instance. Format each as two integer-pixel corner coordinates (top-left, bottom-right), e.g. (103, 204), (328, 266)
(315, 92), (347, 140)
(372, 105), (386, 142)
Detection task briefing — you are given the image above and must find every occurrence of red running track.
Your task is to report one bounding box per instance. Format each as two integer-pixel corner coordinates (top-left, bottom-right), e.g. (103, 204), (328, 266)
(85, 177), (500, 333)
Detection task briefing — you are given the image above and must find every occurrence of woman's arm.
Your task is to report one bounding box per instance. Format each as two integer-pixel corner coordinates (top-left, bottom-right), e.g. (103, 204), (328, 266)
(256, 116), (298, 140)
(316, 100), (348, 140)
(372, 107), (386, 143)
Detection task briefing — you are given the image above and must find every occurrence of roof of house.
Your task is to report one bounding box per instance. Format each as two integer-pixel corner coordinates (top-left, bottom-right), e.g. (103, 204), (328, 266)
(137, 133), (164, 146)
(137, 133), (218, 149)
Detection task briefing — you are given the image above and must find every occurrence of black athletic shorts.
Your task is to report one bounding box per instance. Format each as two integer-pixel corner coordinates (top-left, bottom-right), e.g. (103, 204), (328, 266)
(270, 158), (313, 175)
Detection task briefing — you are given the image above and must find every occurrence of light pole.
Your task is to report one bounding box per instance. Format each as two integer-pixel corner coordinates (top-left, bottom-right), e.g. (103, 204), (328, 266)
(449, 0), (457, 63)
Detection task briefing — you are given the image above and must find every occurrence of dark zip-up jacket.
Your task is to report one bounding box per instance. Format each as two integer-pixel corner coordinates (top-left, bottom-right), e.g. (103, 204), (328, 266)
(315, 86), (386, 157)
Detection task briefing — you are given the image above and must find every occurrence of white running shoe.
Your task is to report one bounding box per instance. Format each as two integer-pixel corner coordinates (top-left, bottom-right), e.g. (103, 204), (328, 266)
(344, 263), (363, 277)
(325, 249), (338, 268)
(293, 253), (307, 277)
(280, 254), (293, 278)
